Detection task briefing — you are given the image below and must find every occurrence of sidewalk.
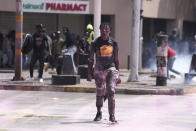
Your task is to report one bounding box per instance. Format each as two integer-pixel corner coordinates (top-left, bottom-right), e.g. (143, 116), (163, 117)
(0, 68), (196, 95)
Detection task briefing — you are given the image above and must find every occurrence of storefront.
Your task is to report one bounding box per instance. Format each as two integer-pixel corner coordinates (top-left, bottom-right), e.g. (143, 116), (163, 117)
(22, 0), (89, 35)
(1, 0), (195, 68)
(0, 0), (91, 36)
(0, 0), (132, 68)
(0, 0), (115, 42)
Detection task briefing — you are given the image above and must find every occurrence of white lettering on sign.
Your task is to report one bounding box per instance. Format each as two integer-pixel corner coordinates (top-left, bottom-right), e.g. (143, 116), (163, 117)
(23, 0), (89, 14)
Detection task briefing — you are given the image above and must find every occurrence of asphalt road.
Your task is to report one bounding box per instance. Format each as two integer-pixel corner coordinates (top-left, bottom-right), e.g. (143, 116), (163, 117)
(0, 90), (195, 131)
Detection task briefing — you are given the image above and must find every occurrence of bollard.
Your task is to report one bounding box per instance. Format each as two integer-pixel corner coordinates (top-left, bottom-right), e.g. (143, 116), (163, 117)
(52, 53), (80, 85)
(78, 53), (89, 65)
(184, 54), (196, 83)
(156, 34), (168, 86)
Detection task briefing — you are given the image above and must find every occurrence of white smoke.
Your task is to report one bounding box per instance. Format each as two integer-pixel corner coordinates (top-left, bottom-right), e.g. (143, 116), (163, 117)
(146, 41), (196, 84)
(174, 54), (191, 74)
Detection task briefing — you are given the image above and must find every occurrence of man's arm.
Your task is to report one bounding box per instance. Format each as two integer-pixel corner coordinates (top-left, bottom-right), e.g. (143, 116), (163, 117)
(114, 43), (119, 71)
(114, 44), (121, 85)
(114, 51), (119, 71)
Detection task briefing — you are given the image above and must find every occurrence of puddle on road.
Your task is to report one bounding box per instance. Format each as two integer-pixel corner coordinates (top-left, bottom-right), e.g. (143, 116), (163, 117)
(0, 112), (69, 119)
(23, 114), (69, 118)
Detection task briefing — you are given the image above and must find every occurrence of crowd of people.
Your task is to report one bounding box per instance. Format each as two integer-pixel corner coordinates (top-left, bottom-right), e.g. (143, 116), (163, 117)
(0, 23), (94, 80)
(0, 30), (15, 68)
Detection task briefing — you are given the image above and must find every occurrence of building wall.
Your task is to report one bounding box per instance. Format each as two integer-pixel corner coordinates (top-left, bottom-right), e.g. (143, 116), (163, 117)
(142, 0), (195, 21)
(23, 13), (57, 34)
(0, 12), (15, 34)
(0, 0), (195, 68)
(143, 0), (176, 19)
(59, 14), (85, 36)
(177, 0), (195, 21)
(112, 0), (132, 68)
(0, 0), (15, 12)
(143, 0), (195, 39)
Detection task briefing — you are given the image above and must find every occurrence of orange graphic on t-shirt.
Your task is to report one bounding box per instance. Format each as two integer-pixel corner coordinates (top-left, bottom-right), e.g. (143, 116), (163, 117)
(100, 45), (113, 56)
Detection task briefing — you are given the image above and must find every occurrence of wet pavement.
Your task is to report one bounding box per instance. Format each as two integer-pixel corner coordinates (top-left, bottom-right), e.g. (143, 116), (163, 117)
(0, 68), (196, 95)
(0, 91), (195, 131)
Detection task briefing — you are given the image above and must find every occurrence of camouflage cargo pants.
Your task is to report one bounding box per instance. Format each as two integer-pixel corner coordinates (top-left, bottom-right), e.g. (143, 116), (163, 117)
(94, 67), (119, 115)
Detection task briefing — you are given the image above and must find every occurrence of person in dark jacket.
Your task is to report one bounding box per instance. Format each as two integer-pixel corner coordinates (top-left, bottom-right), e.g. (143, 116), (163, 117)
(29, 24), (49, 82)
(62, 27), (77, 74)
(22, 33), (33, 68)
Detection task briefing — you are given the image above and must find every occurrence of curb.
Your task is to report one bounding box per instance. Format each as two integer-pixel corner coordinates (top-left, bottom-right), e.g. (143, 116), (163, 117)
(0, 84), (186, 95)
(0, 70), (15, 73)
(115, 88), (184, 95)
(183, 87), (196, 94)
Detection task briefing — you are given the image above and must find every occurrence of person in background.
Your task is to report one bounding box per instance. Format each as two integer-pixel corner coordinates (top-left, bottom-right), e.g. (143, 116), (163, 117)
(189, 35), (196, 55)
(168, 28), (179, 51)
(6, 30), (15, 68)
(62, 26), (77, 74)
(51, 31), (64, 69)
(22, 33), (33, 69)
(63, 27), (76, 49)
(0, 33), (4, 67)
(29, 24), (49, 82)
(86, 24), (94, 50)
(0, 33), (7, 67)
(167, 46), (182, 79)
(87, 23), (121, 123)
(78, 33), (89, 54)
(43, 31), (57, 71)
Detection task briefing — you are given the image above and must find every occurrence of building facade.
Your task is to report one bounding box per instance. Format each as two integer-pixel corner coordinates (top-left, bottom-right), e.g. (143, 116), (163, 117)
(0, 0), (195, 68)
(143, 0), (196, 41)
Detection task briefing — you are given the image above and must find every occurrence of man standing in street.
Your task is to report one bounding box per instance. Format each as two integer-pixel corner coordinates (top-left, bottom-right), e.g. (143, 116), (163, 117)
(87, 23), (121, 122)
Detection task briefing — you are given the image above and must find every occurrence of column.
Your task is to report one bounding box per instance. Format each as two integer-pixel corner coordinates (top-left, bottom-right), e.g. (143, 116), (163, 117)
(94, 0), (101, 39)
(13, 0), (23, 80)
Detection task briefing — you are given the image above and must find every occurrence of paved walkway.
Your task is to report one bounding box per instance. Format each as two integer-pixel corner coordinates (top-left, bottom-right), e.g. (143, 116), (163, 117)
(0, 68), (196, 95)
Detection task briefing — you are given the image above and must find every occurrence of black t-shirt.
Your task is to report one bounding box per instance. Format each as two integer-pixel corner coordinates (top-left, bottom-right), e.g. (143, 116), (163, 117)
(91, 37), (118, 70)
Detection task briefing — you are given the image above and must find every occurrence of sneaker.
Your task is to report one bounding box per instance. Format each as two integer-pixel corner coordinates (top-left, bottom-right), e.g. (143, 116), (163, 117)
(26, 76), (34, 81)
(39, 78), (44, 83)
(93, 112), (102, 121)
(109, 115), (117, 122)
